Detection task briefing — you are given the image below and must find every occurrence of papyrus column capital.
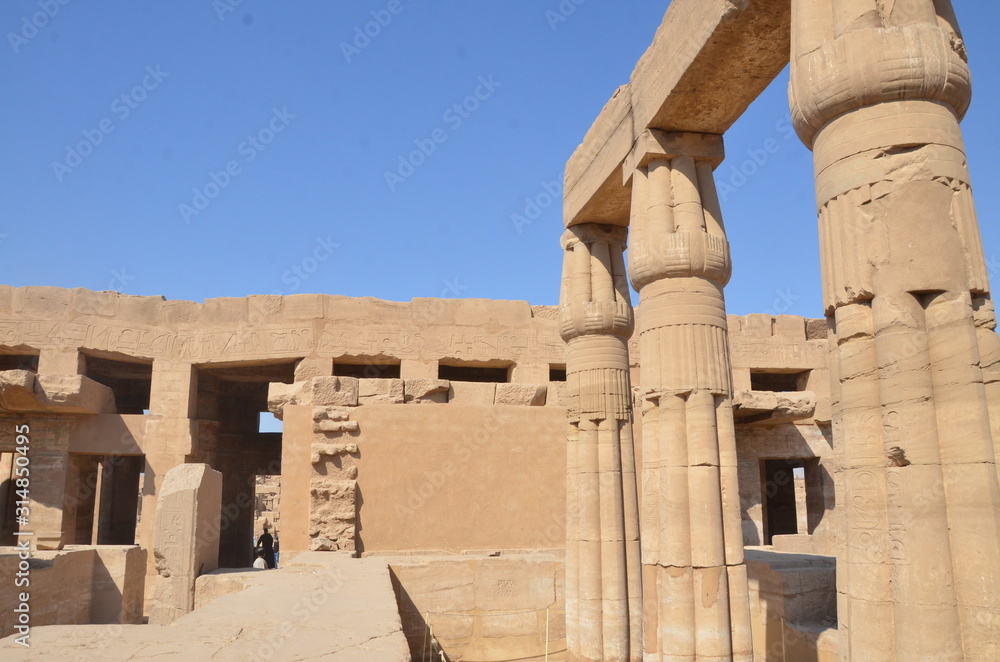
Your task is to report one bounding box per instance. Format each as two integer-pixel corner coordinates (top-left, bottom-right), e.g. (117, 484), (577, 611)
(790, 16), (970, 148)
(559, 223), (634, 343)
(626, 133), (731, 292)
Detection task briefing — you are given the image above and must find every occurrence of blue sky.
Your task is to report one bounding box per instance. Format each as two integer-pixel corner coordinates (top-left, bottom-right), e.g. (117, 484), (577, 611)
(1, 1), (998, 318)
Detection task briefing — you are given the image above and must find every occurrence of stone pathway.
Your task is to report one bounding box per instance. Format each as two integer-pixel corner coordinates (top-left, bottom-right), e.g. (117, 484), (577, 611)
(0, 552), (411, 661)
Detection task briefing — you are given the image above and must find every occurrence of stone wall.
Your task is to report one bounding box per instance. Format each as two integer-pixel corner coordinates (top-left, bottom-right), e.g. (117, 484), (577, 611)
(0, 545), (145, 638)
(390, 555), (565, 662)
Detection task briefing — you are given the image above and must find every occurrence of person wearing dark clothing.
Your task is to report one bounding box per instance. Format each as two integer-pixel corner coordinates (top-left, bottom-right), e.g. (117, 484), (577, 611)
(257, 527), (275, 569)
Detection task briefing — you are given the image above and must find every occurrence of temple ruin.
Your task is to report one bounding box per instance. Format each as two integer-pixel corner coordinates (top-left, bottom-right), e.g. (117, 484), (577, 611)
(2, 1), (998, 660)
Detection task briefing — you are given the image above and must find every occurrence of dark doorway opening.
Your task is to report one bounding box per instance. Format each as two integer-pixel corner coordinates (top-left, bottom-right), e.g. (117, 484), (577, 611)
(194, 361), (295, 568)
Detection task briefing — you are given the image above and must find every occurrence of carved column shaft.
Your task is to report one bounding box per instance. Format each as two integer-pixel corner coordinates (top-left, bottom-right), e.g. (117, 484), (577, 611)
(561, 224), (642, 662)
(791, 1), (1000, 659)
(627, 132), (752, 662)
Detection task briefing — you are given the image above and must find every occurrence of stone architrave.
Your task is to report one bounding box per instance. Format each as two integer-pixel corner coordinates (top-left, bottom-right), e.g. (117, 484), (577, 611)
(790, 1), (1000, 659)
(560, 224), (642, 662)
(148, 463), (223, 625)
(626, 131), (752, 662)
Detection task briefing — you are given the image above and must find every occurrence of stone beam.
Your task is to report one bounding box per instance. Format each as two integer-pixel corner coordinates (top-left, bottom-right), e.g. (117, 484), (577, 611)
(564, 0), (791, 228)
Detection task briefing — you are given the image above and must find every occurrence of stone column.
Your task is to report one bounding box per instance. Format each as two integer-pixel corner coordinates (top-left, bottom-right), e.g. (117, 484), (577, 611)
(790, 1), (1000, 659)
(626, 131), (752, 662)
(560, 224), (642, 662)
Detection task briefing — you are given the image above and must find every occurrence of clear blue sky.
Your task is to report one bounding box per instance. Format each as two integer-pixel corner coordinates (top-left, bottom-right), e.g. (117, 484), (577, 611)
(2, 1), (998, 318)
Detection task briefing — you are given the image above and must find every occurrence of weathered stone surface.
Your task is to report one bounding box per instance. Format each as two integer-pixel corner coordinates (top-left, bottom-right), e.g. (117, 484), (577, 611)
(448, 381), (496, 405)
(0, 369), (39, 410)
(90, 546), (147, 625)
(0, 372), (117, 414)
(309, 480), (356, 552)
(310, 441), (359, 465)
(733, 389), (817, 423)
(193, 569), (248, 610)
(359, 378), (405, 405)
(312, 376), (359, 407)
(1, 553), (411, 661)
(403, 379), (450, 404)
(314, 418), (359, 434)
(474, 559), (556, 612)
(481, 611), (538, 638)
(148, 464), (223, 625)
(494, 383), (546, 406)
(266, 380), (309, 419)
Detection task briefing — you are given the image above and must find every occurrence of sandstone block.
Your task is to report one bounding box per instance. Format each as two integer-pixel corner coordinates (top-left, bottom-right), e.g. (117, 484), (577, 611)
(474, 559), (556, 611)
(194, 571), (249, 610)
(734, 390), (817, 424)
(774, 315), (806, 341)
(90, 546), (147, 625)
(311, 442), (359, 465)
(404, 379), (450, 404)
(284, 294), (325, 320)
(266, 380), (311, 419)
(309, 480), (357, 551)
(481, 611), (538, 638)
(202, 297), (246, 324)
(495, 383), (547, 406)
(509, 362), (550, 384)
(0, 369), (40, 410)
(37, 375), (117, 414)
(428, 612), (474, 640)
(449, 381), (496, 405)
(743, 314), (773, 338)
(401, 358), (439, 380)
(391, 561), (476, 613)
(295, 357), (334, 381)
(455, 299), (492, 326)
(314, 418), (360, 435)
(313, 376), (359, 407)
(491, 300), (532, 327)
(312, 405), (351, 422)
(149, 464), (223, 625)
(359, 378), (405, 404)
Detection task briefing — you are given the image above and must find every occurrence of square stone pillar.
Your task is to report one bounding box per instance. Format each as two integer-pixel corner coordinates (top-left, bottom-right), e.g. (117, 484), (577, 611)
(139, 360), (197, 582)
(148, 463), (222, 625)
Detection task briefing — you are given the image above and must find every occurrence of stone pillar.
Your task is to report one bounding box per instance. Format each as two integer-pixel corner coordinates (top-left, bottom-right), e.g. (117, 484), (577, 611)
(139, 360), (197, 580)
(148, 463), (222, 625)
(560, 224), (642, 662)
(626, 131), (752, 662)
(26, 417), (75, 550)
(790, 1), (1000, 659)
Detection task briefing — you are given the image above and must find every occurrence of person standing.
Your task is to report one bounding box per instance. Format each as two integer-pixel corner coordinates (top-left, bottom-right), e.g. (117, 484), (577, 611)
(257, 526), (275, 569)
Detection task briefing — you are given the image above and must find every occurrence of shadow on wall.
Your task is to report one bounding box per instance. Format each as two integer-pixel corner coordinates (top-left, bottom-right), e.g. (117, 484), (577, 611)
(389, 569), (441, 662)
(355, 483), (365, 556)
